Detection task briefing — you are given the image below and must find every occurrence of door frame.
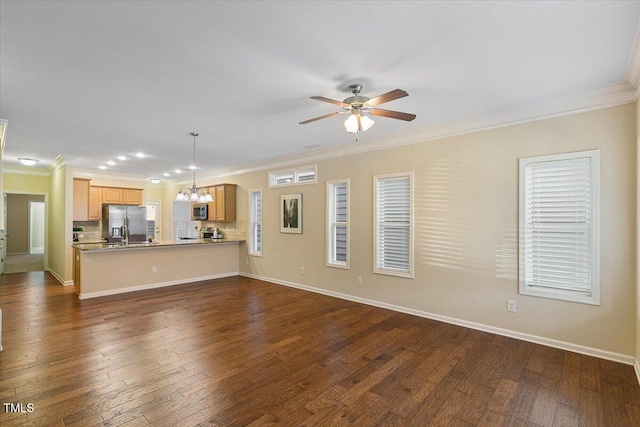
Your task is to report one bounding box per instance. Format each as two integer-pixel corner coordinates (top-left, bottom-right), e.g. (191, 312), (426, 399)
(5, 192), (49, 270)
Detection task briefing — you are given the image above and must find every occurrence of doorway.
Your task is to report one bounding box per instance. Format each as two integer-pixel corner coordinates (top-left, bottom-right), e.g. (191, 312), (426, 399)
(4, 193), (46, 274)
(29, 201), (45, 254)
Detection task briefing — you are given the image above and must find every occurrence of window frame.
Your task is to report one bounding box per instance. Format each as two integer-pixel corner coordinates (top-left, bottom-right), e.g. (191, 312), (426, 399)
(373, 171), (414, 279)
(326, 179), (350, 269)
(268, 164), (317, 188)
(518, 150), (600, 305)
(248, 189), (262, 257)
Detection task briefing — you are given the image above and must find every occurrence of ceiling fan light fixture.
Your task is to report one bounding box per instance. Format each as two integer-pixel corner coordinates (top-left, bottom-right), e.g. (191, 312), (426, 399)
(344, 114), (360, 133)
(344, 113), (374, 134)
(360, 115), (375, 132)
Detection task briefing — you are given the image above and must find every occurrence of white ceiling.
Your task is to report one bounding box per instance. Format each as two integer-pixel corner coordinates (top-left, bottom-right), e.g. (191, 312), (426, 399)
(2, 1), (640, 183)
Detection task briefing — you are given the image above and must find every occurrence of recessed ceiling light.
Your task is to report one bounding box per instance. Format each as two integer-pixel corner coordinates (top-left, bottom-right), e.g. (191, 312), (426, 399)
(107, 160), (116, 166)
(163, 173), (170, 177)
(188, 165), (196, 170)
(98, 165), (107, 170)
(117, 155), (127, 161)
(135, 152), (145, 158)
(150, 178), (161, 184)
(18, 158), (39, 166)
(174, 169), (182, 174)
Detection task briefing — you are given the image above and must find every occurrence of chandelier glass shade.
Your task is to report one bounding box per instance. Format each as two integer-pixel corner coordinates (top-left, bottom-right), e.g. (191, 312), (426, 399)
(175, 132), (213, 203)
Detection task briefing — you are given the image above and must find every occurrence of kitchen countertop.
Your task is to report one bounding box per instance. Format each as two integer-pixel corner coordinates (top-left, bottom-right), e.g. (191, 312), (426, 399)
(73, 238), (245, 252)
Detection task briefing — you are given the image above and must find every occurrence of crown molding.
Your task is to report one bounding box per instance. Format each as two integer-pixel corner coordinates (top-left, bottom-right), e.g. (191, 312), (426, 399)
(2, 164), (51, 177)
(626, 17), (640, 96)
(48, 155), (67, 174)
(194, 81), (637, 181)
(72, 168), (150, 183)
(19, 80), (637, 185)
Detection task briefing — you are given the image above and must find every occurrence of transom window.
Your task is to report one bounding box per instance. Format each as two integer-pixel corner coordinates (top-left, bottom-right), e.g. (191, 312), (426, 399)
(269, 165), (317, 188)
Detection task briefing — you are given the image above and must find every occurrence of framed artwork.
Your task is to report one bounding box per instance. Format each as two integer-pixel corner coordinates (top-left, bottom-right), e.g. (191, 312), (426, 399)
(281, 193), (302, 234)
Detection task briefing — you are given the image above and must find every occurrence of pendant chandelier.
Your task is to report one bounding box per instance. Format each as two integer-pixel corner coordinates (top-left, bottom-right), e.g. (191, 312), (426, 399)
(175, 132), (213, 203)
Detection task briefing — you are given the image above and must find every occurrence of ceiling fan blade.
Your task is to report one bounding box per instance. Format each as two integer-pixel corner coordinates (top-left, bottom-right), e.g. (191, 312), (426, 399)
(369, 108), (416, 122)
(310, 96), (350, 108)
(364, 89), (409, 107)
(299, 111), (342, 124)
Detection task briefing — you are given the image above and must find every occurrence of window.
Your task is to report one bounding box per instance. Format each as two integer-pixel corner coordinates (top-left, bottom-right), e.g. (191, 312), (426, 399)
(519, 150), (600, 305)
(248, 189), (262, 256)
(374, 172), (414, 278)
(269, 164), (317, 188)
(327, 179), (349, 268)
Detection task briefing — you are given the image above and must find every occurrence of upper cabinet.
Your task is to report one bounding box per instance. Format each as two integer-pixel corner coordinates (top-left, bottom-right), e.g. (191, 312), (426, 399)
(74, 182), (143, 222)
(73, 178), (91, 221)
(101, 187), (143, 205)
(207, 184), (236, 222)
(123, 189), (143, 205)
(88, 187), (102, 220)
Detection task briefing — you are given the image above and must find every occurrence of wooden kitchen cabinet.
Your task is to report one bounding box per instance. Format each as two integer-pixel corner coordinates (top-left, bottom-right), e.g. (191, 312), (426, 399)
(123, 189), (143, 205)
(73, 178), (91, 221)
(100, 187), (143, 205)
(102, 187), (123, 204)
(88, 187), (102, 220)
(207, 184), (236, 222)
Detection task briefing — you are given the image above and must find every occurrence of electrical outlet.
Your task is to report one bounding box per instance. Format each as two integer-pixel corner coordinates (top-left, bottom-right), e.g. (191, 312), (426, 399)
(245, 258), (249, 265)
(357, 276), (363, 285)
(507, 300), (516, 312)
(152, 266), (158, 273)
(301, 267), (305, 274)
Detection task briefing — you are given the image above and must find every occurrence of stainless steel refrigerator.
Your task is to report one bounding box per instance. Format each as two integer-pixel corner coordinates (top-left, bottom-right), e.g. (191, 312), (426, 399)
(102, 205), (147, 243)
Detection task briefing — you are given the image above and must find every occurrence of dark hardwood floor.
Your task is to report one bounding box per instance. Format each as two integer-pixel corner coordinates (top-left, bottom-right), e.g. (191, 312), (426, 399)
(1, 272), (639, 426)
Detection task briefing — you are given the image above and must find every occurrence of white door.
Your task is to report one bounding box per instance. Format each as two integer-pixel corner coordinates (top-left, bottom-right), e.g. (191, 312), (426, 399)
(146, 201), (162, 242)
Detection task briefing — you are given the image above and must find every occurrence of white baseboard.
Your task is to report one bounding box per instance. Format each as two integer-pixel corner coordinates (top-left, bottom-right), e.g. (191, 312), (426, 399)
(241, 272), (636, 367)
(78, 271), (239, 300)
(48, 268), (74, 286)
(635, 358), (640, 385)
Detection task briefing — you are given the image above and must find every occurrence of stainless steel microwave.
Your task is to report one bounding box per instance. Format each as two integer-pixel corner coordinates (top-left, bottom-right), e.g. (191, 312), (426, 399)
(193, 204), (208, 220)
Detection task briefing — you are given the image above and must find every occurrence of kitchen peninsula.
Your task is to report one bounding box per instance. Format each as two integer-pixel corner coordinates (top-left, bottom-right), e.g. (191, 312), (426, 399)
(73, 239), (243, 299)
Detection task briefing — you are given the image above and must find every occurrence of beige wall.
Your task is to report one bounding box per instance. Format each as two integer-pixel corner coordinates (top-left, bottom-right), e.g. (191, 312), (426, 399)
(49, 160), (73, 284)
(204, 104), (636, 358)
(3, 170), (50, 194)
(637, 98), (640, 370)
(6, 194), (45, 253)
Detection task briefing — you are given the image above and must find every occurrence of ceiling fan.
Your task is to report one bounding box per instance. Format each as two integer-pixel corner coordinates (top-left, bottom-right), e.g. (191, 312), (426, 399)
(299, 84), (416, 134)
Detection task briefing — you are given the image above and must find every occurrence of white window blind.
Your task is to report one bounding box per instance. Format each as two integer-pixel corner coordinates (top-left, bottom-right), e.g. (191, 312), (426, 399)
(249, 190), (262, 256)
(374, 172), (413, 278)
(327, 180), (349, 268)
(519, 150), (600, 305)
(269, 165), (317, 187)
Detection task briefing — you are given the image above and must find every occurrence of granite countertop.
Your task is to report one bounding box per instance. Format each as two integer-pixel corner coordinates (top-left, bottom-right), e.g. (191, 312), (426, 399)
(73, 238), (245, 252)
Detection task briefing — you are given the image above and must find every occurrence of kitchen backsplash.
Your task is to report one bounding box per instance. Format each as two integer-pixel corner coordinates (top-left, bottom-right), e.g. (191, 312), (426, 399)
(202, 219), (246, 240)
(72, 221), (102, 240)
